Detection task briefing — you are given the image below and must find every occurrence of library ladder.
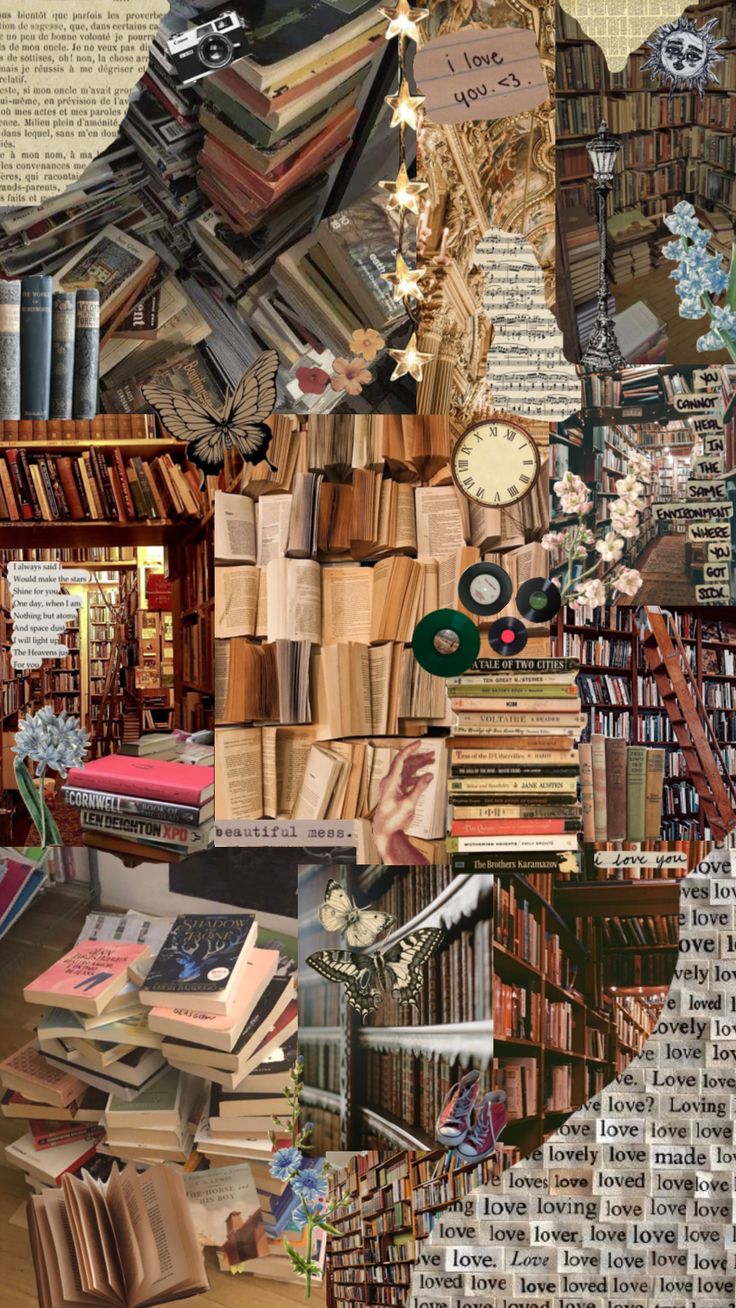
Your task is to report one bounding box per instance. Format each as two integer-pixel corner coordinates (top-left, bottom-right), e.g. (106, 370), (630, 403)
(638, 607), (736, 839)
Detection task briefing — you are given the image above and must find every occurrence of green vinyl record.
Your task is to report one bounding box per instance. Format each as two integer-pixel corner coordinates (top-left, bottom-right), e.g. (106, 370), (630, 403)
(411, 607), (481, 678)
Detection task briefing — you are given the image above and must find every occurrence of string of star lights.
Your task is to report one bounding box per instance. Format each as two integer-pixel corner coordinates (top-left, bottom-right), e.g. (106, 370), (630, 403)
(378, 0), (434, 383)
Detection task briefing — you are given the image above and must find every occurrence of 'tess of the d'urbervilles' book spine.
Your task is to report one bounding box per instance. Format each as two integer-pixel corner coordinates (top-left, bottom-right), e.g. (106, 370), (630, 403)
(72, 288), (100, 419)
(49, 290), (76, 420)
(20, 274), (53, 419)
(0, 280), (20, 419)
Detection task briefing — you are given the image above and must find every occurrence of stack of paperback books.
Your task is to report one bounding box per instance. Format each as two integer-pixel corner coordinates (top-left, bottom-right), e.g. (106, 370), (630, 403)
(61, 752), (215, 857)
(445, 656), (583, 856)
(1, 1044), (107, 1190)
(101, 1067), (207, 1166)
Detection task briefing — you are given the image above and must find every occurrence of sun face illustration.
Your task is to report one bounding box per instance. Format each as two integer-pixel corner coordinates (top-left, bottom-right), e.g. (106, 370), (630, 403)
(641, 15), (726, 100)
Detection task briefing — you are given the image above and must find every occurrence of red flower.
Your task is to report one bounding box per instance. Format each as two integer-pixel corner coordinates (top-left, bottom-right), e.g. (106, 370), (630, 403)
(296, 366), (329, 395)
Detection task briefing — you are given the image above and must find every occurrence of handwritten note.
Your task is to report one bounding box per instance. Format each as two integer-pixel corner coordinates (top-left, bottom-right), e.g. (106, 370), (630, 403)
(474, 227), (582, 423)
(8, 561), (88, 671)
(414, 25), (547, 124)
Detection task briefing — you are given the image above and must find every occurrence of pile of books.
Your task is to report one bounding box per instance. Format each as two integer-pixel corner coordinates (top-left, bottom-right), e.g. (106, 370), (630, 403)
(0, 276), (100, 423)
(605, 209), (656, 284)
(445, 656), (584, 857)
(101, 1067), (207, 1166)
(578, 735), (665, 841)
(61, 752), (215, 857)
(560, 205), (599, 306)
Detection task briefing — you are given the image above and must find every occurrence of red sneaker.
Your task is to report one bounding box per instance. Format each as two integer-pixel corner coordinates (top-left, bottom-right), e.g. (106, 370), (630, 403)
(435, 1070), (480, 1146)
(456, 1091), (508, 1161)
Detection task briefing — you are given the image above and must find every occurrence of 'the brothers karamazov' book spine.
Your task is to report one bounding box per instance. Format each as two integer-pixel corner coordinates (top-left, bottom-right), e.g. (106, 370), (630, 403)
(0, 280), (20, 419)
(72, 289), (100, 419)
(49, 291), (76, 420)
(20, 275), (52, 420)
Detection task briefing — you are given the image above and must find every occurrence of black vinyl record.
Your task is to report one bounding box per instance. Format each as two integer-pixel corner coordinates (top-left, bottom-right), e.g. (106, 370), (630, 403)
(488, 617), (529, 656)
(412, 607), (481, 678)
(516, 576), (562, 624)
(458, 562), (513, 617)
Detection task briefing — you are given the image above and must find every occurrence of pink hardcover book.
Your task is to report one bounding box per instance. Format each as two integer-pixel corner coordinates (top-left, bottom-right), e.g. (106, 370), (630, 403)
(146, 948), (280, 1052)
(65, 754), (214, 805)
(23, 941), (152, 1016)
(0, 1042), (87, 1107)
(0, 859), (38, 920)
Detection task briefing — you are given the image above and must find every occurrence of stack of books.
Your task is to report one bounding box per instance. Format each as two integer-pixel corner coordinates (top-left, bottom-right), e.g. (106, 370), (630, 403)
(138, 911), (297, 1167)
(445, 656), (584, 856)
(560, 205), (599, 307)
(1, 1044), (108, 1191)
(61, 752), (215, 857)
(101, 1067), (207, 1166)
(606, 208), (655, 283)
(0, 276), (101, 423)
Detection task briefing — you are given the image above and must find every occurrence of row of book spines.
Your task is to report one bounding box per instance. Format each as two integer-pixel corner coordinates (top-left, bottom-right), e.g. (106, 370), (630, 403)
(0, 449), (199, 523)
(0, 415), (157, 441)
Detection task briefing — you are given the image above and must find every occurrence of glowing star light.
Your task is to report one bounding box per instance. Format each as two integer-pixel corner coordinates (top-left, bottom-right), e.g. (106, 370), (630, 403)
(379, 163), (428, 215)
(382, 253), (426, 301)
(386, 79), (425, 128)
(388, 333), (434, 381)
(380, 0), (428, 41)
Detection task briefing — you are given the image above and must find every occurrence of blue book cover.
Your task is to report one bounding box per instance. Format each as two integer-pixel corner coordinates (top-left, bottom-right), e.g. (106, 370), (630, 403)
(49, 291), (76, 420)
(20, 274), (52, 419)
(72, 288), (100, 419)
(141, 913), (257, 996)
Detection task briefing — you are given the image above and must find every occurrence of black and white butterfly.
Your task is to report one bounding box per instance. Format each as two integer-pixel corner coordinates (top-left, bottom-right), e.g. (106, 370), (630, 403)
(318, 878), (397, 948)
(307, 928), (444, 1021)
(141, 349), (279, 475)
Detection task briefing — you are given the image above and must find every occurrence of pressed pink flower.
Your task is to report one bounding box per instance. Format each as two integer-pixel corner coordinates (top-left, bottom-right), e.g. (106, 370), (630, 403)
(296, 366), (329, 395)
(331, 356), (372, 396)
(349, 328), (385, 361)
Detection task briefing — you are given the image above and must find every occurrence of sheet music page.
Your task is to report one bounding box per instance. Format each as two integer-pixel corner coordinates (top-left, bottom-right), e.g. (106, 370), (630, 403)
(475, 227), (582, 422)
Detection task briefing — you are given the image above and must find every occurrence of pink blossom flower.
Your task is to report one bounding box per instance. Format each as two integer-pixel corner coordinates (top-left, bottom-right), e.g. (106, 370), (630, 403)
(349, 328), (385, 361)
(595, 532), (625, 563)
(541, 531), (566, 550)
(331, 356), (372, 396)
(571, 579), (606, 609)
(614, 567), (643, 597)
(553, 471), (593, 516)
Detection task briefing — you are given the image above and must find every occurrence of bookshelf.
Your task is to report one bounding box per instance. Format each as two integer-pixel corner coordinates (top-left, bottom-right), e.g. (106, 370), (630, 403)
(553, 605), (736, 837)
(325, 1147), (519, 1307)
(299, 865), (494, 1152)
(492, 871), (676, 1154)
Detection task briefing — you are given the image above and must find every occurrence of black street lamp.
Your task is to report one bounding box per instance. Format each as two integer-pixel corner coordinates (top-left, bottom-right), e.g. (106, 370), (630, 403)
(581, 119), (626, 373)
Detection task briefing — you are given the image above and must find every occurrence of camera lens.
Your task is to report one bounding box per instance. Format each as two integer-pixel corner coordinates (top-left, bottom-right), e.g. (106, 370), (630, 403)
(199, 33), (233, 67)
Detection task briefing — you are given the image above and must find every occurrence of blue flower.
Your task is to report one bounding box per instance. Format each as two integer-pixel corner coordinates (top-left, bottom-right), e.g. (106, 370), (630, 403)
(270, 1147), (303, 1180)
(697, 329), (723, 352)
(712, 305), (736, 335)
(288, 1205), (310, 1230)
(664, 200), (701, 240)
(13, 708), (89, 778)
(661, 239), (686, 261)
(678, 298), (707, 320)
(291, 1168), (328, 1201)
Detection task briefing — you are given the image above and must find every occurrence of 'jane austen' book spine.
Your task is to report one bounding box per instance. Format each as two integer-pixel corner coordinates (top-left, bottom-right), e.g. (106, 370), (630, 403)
(49, 291), (76, 420)
(0, 281), (21, 420)
(20, 275), (53, 419)
(72, 289), (100, 419)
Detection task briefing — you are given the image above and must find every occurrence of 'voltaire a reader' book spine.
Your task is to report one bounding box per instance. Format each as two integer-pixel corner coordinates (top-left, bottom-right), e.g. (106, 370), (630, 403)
(72, 288), (100, 419)
(49, 291), (76, 420)
(0, 280), (20, 420)
(20, 274), (52, 419)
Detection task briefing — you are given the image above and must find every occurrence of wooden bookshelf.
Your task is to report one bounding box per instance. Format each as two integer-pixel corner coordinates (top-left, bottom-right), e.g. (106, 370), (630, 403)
(553, 606), (736, 837)
(493, 872), (670, 1154)
(325, 1147), (518, 1307)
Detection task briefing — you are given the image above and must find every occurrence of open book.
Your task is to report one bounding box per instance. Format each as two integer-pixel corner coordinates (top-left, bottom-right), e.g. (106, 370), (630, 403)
(28, 1161), (208, 1308)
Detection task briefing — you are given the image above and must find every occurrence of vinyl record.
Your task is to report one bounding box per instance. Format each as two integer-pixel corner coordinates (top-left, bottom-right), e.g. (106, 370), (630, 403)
(412, 608), (481, 678)
(516, 576), (562, 624)
(458, 562), (513, 617)
(488, 617), (529, 657)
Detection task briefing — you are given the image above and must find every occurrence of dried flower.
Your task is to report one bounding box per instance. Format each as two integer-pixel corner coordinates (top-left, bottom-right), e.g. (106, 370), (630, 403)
(330, 356), (373, 396)
(349, 328), (385, 361)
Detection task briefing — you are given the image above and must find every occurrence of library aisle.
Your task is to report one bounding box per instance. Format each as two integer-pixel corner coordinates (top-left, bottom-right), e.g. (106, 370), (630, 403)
(550, 364), (736, 605)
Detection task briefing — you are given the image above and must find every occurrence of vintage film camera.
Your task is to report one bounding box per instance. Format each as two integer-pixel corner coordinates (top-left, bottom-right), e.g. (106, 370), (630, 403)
(167, 11), (248, 85)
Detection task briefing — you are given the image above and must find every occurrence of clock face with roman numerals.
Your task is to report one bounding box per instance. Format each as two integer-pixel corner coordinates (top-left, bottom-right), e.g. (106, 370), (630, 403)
(450, 418), (541, 509)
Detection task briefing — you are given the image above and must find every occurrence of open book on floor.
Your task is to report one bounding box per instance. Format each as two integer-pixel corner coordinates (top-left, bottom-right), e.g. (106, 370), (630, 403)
(27, 1161), (208, 1308)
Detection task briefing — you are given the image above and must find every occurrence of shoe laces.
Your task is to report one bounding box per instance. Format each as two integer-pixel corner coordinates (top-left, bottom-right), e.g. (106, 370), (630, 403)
(445, 1080), (476, 1131)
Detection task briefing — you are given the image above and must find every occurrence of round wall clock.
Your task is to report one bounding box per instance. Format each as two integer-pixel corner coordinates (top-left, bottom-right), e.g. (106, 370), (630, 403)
(451, 418), (541, 508)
